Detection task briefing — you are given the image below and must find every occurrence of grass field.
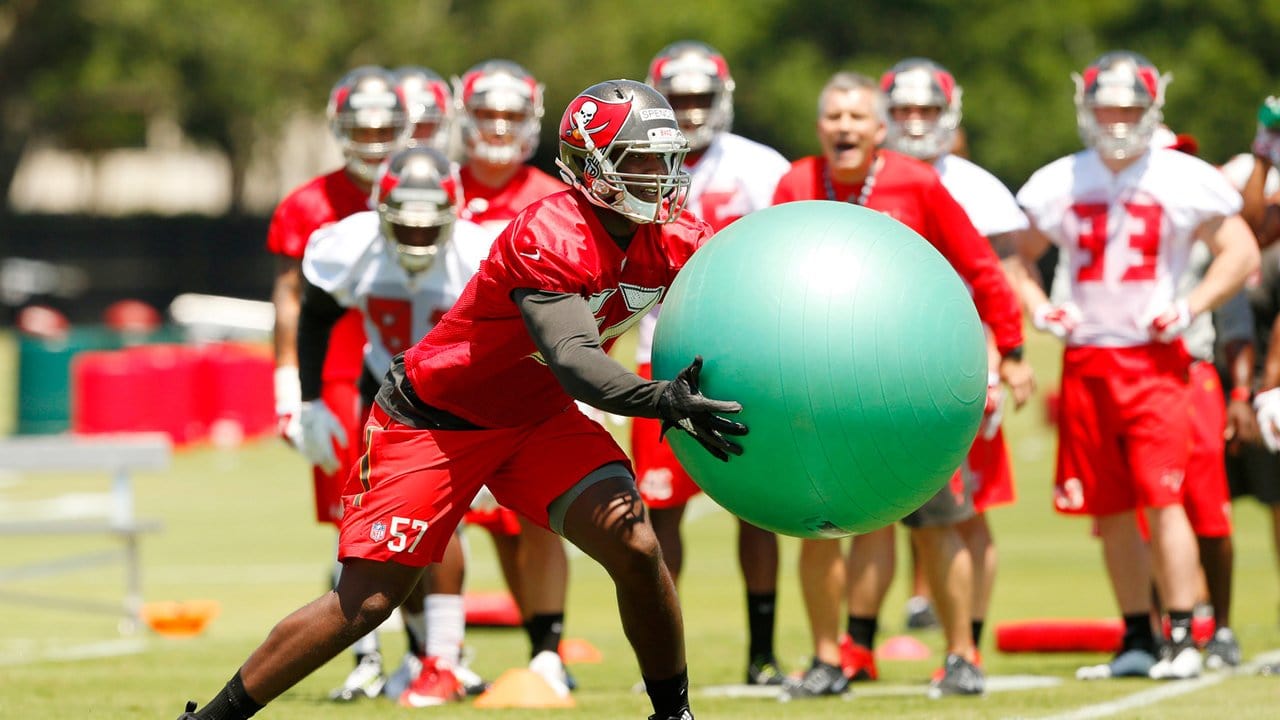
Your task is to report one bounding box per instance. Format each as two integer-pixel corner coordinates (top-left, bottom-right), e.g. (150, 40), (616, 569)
(2, 329), (1280, 719)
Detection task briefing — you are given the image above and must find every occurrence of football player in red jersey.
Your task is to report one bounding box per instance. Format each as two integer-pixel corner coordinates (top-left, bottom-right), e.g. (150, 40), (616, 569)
(177, 79), (740, 720)
(772, 71), (1030, 698)
(267, 65), (411, 701)
(638, 39), (792, 687)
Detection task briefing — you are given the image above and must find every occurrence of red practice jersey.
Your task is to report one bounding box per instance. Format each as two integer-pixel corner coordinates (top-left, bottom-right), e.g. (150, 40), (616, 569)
(773, 151), (1023, 354)
(266, 169), (371, 383)
(458, 165), (569, 236)
(403, 190), (712, 428)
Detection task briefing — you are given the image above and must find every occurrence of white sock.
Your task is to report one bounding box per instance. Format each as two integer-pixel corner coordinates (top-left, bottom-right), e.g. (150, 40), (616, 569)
(352, 630), (380, 658)
(402, 606), (426, 656)
(426, 593), (465, 666)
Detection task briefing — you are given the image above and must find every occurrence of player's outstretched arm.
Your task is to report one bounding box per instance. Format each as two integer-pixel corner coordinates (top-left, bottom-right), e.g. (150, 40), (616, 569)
(514, 288), (747, 460)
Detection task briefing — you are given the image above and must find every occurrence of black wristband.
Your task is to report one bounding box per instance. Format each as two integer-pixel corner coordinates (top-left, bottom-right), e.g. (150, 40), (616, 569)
(1001, 345), (1024, 362)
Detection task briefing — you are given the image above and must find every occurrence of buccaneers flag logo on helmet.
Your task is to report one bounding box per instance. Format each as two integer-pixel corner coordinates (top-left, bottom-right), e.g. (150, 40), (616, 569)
(560, 95), (633, 152)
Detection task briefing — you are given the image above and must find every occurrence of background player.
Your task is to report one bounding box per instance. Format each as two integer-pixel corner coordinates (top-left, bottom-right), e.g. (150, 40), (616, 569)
(267, 64), (411, 701)
(295, 146), (491, 706)
(1016, 51), (1258, 681)
(873, 56), (1031, 668)
(637, 39), (792, 686)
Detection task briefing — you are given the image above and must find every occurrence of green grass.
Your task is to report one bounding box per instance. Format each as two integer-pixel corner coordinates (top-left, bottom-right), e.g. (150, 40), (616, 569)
(3, 329), (1280, 718)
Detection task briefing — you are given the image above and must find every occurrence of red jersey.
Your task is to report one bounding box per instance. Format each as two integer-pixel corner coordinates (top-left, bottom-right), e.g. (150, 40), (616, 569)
(458, 165), (569, 235)
(404, 190), (712, 428)
(266, 168), (371, 383)
(772, 151), (1023, 354)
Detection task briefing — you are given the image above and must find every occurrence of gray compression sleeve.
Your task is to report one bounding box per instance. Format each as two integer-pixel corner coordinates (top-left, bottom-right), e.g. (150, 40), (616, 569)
(514, 288), (668, 419)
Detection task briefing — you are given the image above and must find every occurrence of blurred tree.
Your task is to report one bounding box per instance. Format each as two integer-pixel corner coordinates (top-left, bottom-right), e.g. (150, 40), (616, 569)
(1, 0), (1277, 212)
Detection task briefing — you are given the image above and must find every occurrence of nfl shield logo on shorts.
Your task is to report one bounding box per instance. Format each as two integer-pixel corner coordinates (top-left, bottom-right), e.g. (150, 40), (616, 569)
(370, 521), (387, 542)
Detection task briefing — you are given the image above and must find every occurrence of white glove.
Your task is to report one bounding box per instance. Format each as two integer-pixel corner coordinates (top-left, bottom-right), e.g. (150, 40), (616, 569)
(297, 400), (349, 474)
(979, 371), (1004, 441)
(471, 485), (500, 512)
(275, 365), (302, 447)
(1252, 122), (1280, 166)
(1254, 388), (1280, 453)
(1032, 302), (1082, 341)
(1141, 299), (1194, 343)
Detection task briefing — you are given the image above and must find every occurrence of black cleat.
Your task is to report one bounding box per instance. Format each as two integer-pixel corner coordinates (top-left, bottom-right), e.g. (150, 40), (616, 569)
(176, 700), (199, 719)
(929, 653), (985, 697)
(746, 655), (786, 686)
(782, 659), (849, 699)
(648, 709), (693, 720)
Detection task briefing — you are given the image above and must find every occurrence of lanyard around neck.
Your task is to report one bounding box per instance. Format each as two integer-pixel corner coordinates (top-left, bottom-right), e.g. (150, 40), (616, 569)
(823, 153), (879, 206)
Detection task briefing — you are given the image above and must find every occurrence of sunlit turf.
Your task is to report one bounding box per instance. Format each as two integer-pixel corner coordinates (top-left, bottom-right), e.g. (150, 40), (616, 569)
(2, 329), (1280, 718)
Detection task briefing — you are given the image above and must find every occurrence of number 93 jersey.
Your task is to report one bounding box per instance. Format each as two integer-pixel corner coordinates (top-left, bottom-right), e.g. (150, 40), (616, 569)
(302, 211), (493, 378)
(1017, 148), (1241, 348)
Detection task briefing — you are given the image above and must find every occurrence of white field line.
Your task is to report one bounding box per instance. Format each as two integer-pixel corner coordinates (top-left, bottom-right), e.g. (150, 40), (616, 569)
(1009, 649), (1280, 720)
(0, 637), (147, 666)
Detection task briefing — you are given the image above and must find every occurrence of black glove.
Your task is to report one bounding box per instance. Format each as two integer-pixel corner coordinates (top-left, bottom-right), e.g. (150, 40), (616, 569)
(657, 356), (748, 462)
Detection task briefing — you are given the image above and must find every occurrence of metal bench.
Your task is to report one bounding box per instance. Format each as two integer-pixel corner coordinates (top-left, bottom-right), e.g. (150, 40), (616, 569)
(0, 433), (169, 633)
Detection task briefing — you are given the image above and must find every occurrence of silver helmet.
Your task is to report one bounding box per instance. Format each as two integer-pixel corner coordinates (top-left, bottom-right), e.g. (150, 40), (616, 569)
(393, 65), (453, 153)
(880, 58), (962, 160)
(645, 40), (735, 152)
(373, 146), (456, 273)
(556, 79), (691, 224)
(327, 66), (411, 183)
(453, 59), (544, 164)
(1073, 51), (1169, 160)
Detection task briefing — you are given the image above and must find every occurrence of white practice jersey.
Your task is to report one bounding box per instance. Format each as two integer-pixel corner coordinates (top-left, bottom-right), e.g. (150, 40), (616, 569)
(303, 211), (492, 378)
(934, 154), (1028, 238)
(635, 132), (790, 364)
(1018, 148), (1241, 348)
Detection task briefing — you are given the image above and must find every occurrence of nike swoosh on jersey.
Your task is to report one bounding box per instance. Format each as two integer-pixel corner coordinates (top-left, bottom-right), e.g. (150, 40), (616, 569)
(519, 249), (542, 261)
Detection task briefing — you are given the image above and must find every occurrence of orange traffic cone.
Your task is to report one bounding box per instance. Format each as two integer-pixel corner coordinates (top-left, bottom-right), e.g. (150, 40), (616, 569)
(473, 668), (576, 709)
(559, 637), (603, 664)
(140, 600), (221, 637)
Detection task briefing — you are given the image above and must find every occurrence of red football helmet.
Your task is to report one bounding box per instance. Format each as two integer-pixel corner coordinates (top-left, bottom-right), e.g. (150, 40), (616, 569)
(556, 79), (691, 224)
(880, 58), (962, 160)
(373, 147), (456, 273)
(646, 40), (735, 151)
(394, 66), (453, 153)
(453, 59), (544, 164)
(1073, 51), (1169, 160)
(327, 66), (411, 183)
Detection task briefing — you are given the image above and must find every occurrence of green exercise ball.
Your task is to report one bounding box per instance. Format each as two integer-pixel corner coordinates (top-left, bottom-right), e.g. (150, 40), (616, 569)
(652, 200), (987, 538)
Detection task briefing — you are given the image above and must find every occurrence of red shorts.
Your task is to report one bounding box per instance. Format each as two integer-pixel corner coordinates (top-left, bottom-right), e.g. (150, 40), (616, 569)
(1181, 361), (1233, 537)
(969, 427), (1015, 512)
(338, 405), (630, 566)
(312, 379), (365, 525)
(632, 363), (702, 509)
(1054, 345), (1192, 517)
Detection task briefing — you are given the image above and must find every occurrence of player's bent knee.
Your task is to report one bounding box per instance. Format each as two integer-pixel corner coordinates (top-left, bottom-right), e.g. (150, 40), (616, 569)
(547, 462), (637, 536)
